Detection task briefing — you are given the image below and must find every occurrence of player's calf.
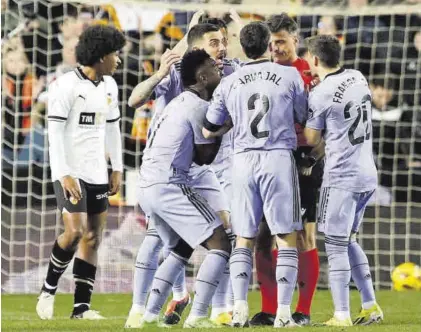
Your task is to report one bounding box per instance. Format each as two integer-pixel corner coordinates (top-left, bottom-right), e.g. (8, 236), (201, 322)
(37, 213), (86, 320)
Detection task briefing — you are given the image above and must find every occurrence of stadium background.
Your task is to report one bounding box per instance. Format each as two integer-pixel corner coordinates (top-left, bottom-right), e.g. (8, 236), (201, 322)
(1, 0), (420, 294)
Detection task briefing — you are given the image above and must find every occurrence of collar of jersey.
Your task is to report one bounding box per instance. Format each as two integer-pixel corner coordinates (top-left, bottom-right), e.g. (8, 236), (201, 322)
(76, 67), (104, 87)
(324, 67), (345, 80)
(244, 59), (270, 66)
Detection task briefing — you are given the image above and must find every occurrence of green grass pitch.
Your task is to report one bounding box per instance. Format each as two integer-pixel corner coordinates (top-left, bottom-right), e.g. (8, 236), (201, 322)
(2, 290), (421, 331)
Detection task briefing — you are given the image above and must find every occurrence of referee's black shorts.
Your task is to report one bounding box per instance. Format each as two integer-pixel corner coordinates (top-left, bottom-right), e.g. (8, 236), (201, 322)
(294, 147), (324, 223)
(53, 179), (109, 215)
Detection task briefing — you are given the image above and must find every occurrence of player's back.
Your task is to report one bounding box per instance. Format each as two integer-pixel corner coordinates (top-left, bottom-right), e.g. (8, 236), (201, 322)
(217, 60), (307, 154)
(309, 68), (377, 192)
(140, 91), (209, 185)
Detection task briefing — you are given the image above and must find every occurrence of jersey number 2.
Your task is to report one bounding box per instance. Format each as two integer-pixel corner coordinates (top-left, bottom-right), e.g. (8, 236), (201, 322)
(343, 94), (372, 146)
(248, 93), (270, 139)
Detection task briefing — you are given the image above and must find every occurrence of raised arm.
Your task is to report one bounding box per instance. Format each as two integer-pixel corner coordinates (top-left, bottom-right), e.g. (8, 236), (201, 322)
(128, 50), (181, 108)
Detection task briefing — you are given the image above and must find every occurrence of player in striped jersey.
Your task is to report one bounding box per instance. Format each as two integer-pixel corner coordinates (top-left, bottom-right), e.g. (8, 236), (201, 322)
(137, 49), (232, 329)
(125, 18), (241, 327)
(304, 35), (382, 327)
(249, 13), (324, 327)
(36, 25), (125, 320)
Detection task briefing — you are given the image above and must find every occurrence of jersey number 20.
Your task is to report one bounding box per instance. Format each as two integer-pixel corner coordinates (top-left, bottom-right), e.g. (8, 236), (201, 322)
(248, 93), (270, 139)
(344, 94), (372, 146)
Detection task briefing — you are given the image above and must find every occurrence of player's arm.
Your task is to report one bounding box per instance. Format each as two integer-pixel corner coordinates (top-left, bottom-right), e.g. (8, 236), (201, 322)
(106, 80), (123, 196)
(202, 82), (230, 138)
(47, 80), (81, 200)
(128, 50), (181, 108)
(304, 93), (327, 146)
(292, 69), (309, 125)
(192, 105), (222, 166)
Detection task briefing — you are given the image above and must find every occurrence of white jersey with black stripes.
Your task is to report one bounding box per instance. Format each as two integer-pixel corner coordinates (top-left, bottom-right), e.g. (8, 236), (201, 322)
(47, 67), (121, 184)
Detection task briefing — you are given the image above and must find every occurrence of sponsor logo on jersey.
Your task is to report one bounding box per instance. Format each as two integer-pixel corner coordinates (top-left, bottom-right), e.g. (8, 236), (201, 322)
(79, 112), (106, 126)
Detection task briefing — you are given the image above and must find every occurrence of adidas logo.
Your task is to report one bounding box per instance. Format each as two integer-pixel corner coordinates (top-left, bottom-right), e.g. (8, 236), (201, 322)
(151, 288), (161, 294)
(236, 272), (248, 279)
(278, 277), (289, 284)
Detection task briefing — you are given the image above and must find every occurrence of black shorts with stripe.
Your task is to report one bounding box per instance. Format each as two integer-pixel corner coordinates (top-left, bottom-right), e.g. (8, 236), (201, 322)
(294, 146), (324, 223)
(53, 179), (109, 215)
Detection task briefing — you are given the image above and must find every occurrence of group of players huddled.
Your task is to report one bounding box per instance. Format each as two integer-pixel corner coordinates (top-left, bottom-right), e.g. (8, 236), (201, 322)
(36, 9), (384, 328)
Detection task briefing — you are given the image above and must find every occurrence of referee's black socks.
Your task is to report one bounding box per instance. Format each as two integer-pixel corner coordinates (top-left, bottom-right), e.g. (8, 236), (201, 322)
(42, 240), (75, 295)
(72, 258), (97, 315)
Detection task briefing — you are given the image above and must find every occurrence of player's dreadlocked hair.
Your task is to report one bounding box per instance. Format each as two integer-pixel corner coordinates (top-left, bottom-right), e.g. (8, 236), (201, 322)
(180, 49), (210, 87)
(266, 13), (298, 35)
(76, 25), (126, 66)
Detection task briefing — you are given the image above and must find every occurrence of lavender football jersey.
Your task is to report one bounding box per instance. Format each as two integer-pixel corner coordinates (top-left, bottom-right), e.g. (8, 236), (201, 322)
(206, 60), (308, 153)
(140, 91), (215, 185)
(149, 60), (240, 171)
(306, 68), (377, 192)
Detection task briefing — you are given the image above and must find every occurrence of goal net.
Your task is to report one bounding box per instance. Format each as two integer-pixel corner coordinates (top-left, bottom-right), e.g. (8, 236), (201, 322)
(2, 0), (420, 293)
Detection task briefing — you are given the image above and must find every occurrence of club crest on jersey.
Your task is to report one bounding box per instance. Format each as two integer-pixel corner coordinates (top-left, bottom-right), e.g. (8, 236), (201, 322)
(79, 112), (105, 126)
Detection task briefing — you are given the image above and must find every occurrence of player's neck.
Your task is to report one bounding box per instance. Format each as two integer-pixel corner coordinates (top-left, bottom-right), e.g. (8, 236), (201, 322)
(248, 56), (270, 63)
(186, 86), (210, 101)
(80, 66), (103, 82)
(317, 66), (342, 81)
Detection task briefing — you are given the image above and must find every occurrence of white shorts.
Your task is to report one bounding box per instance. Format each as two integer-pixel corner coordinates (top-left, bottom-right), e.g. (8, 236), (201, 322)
(138, 182), (222, 249)
(231, 150), (302, 238)
(188, 165), (230, 213)
(317, 187), (375, 237)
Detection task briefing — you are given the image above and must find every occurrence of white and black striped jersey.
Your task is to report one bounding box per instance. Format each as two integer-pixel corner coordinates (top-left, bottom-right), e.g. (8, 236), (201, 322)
(47, 67), (121, 184)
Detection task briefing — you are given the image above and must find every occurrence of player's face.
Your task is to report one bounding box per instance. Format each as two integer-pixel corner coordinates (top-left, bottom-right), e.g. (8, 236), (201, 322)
(193, 31), (227, 69)
(307, 51), (319, 76)
(102, 51), (121, 76)
(270, 30), (298, 65)
(220, 27), (228, 48)
(200, 58), (222, 93)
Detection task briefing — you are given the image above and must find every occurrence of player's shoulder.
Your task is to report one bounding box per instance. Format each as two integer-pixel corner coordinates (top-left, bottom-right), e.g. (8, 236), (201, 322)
(103, 75), (118, 86)
(51, 70), (79, 89)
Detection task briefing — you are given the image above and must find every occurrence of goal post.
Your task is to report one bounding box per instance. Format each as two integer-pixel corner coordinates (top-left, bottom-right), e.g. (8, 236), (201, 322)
(1, 0), (420, 293)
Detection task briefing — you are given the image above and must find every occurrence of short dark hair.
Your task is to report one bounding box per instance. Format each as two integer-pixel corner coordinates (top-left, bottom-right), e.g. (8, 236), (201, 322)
(187, 23), (220, 47)
(200, 17), (227, 30)
(305, 35), (341, 68)
(240, 22), (270, 60)
(266, 13), (298, 34)
(180, 49), (211, 87)
(76, 25), (126, 66)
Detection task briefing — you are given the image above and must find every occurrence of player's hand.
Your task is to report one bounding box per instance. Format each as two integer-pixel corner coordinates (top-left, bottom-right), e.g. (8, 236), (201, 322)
(229, 8), (244, 28)
(188, 9), (205, 30)
(61, 175), (82, 202)
(108, 171), (122, 196)
(156, 49), (181, 80)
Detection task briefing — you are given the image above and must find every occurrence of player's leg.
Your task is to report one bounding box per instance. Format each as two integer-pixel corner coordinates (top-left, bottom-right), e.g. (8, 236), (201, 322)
(261, 151), (301, 328)
(350, 190), (383, 325)
(229, 152), (262, 327)
(250, 220), (277, 326)
(318, 187), (355, 326)
(293, 176), (320, 326)
(138, 183), (230, 328)
(70, 182), (109, 319)
(125, 219), (164, 328)
(36, 180), (87, 320)
(187, 168), (233, 325)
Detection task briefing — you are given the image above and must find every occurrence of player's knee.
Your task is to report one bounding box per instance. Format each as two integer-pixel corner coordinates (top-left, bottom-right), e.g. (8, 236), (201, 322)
(236, 236), (254, 250)
(203, 225), (232, 254)
(276, 231), (297, 248)
(83, 231), (103, 251)
(172, 238), (194, 260)
(297, 229), (316, 251)
(64, 228), (83, 249)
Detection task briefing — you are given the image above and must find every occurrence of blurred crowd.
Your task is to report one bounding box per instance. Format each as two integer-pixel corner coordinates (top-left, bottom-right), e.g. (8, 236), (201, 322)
(1, 0), (420, 204)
